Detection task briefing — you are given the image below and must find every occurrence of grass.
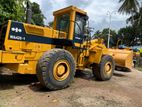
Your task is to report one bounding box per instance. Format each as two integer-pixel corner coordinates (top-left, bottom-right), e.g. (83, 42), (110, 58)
(135, 66), (142, 71)
(134, 57), (142, 71)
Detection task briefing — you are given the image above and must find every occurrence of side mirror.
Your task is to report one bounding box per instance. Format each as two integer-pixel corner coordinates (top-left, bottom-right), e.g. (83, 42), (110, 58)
(84, 26), (90, 40)
(84, 15), (89, 21)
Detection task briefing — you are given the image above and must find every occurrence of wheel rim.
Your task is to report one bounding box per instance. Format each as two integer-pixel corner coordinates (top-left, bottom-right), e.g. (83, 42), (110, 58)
(104, 62), (112, 74)
(53, 60), (70, 81)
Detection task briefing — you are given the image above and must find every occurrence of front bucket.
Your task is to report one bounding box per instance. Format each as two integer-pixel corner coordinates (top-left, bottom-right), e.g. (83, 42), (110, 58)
(107, 49), (133, 70)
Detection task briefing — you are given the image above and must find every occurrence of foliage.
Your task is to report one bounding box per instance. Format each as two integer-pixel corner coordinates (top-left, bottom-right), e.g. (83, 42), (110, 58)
(0, 0), (45, 26)
(93, 28), (117, 47)
(31, 2), (45, 26)
(118, 1), (142, 46)
(118, 26), (141, 46)
(118, 0), (139, 14)
(0, 0), (26, 25)
(48, 21), (54, 27)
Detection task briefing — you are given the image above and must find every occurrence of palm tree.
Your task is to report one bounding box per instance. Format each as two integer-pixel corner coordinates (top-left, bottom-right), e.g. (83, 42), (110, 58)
(118, 0), (140, 14)
(127, 6), (142, 25)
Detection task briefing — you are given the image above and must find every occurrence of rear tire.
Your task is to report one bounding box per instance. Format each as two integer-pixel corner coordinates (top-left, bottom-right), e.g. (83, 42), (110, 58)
(92, 55), (115, 81)
(36, 49), (76, 90)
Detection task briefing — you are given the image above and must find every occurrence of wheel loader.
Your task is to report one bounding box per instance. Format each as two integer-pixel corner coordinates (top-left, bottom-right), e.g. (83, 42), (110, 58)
(0, 6), (133, 90)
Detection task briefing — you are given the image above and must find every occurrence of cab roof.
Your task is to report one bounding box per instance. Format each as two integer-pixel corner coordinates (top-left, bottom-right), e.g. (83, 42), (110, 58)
(53, 5), (87, 16)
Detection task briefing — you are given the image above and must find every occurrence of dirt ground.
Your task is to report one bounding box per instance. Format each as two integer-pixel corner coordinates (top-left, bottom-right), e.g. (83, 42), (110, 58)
(0, 68), (142, 107)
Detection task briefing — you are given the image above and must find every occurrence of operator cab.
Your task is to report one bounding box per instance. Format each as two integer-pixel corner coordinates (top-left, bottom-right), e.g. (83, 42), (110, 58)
(53, 6), (89, 45)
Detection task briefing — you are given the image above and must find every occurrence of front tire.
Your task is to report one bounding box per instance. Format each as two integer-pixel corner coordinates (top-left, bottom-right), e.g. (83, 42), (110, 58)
(92, 55), (115, 81)
(36, 49), (76, 90)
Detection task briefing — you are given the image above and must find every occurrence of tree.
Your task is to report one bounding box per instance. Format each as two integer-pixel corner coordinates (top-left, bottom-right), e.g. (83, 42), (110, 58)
(31, 2), (45, 26)
(118, 0), (142, 46)
(118, 26), (141, 46)
(48, 21), (54, 27)
(93, 28), (117, 47)
(127, 6), (142, 26)
(118, 0), (139, 14)
(124, 5), (142, 46)
(0, 0), (26, 25)
(0, 1), (45, 26)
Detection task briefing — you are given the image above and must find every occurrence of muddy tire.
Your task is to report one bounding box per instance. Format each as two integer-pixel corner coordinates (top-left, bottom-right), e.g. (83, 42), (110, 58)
(36, 49), (76, 90)
(92, 55), (115, 81)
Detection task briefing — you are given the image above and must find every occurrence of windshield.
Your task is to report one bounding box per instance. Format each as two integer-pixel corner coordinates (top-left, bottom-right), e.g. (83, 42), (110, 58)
(56, 14), (70, 33)
(74, 14), (86, 35)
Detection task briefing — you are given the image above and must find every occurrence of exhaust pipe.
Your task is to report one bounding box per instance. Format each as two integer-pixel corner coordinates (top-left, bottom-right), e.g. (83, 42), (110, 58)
(26, 2), (32, 24)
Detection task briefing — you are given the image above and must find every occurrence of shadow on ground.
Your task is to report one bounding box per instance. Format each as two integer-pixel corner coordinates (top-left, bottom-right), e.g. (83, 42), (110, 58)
(29, 70), (95, 92)
(0, 74), (38, 90)
(113, 72), (126, 77)
(75, 70), (94, 80)
(0, 68), (128, 92)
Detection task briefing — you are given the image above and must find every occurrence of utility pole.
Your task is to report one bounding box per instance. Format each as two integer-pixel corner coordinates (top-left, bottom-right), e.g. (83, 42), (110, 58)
(107, 11), (116, 48)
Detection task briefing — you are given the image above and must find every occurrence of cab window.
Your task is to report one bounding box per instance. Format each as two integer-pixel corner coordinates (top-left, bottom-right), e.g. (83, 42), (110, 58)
(74, 14), (86, 35)
(56, 14), (70, 33)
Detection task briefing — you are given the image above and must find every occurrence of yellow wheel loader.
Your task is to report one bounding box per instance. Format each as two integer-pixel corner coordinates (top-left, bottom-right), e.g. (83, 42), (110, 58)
(0, 6), (133, 90)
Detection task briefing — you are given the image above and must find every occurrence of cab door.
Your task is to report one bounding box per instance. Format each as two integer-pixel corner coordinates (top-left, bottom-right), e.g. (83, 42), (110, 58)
(74, 14), (87, 45)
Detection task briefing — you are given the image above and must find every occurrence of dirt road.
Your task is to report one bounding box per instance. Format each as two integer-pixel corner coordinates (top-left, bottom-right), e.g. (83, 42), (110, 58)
(0, 69), (142, 107)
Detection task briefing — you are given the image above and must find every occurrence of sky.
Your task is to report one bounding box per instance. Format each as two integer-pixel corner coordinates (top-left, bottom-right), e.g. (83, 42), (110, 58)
(30, 0), (129, 32)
